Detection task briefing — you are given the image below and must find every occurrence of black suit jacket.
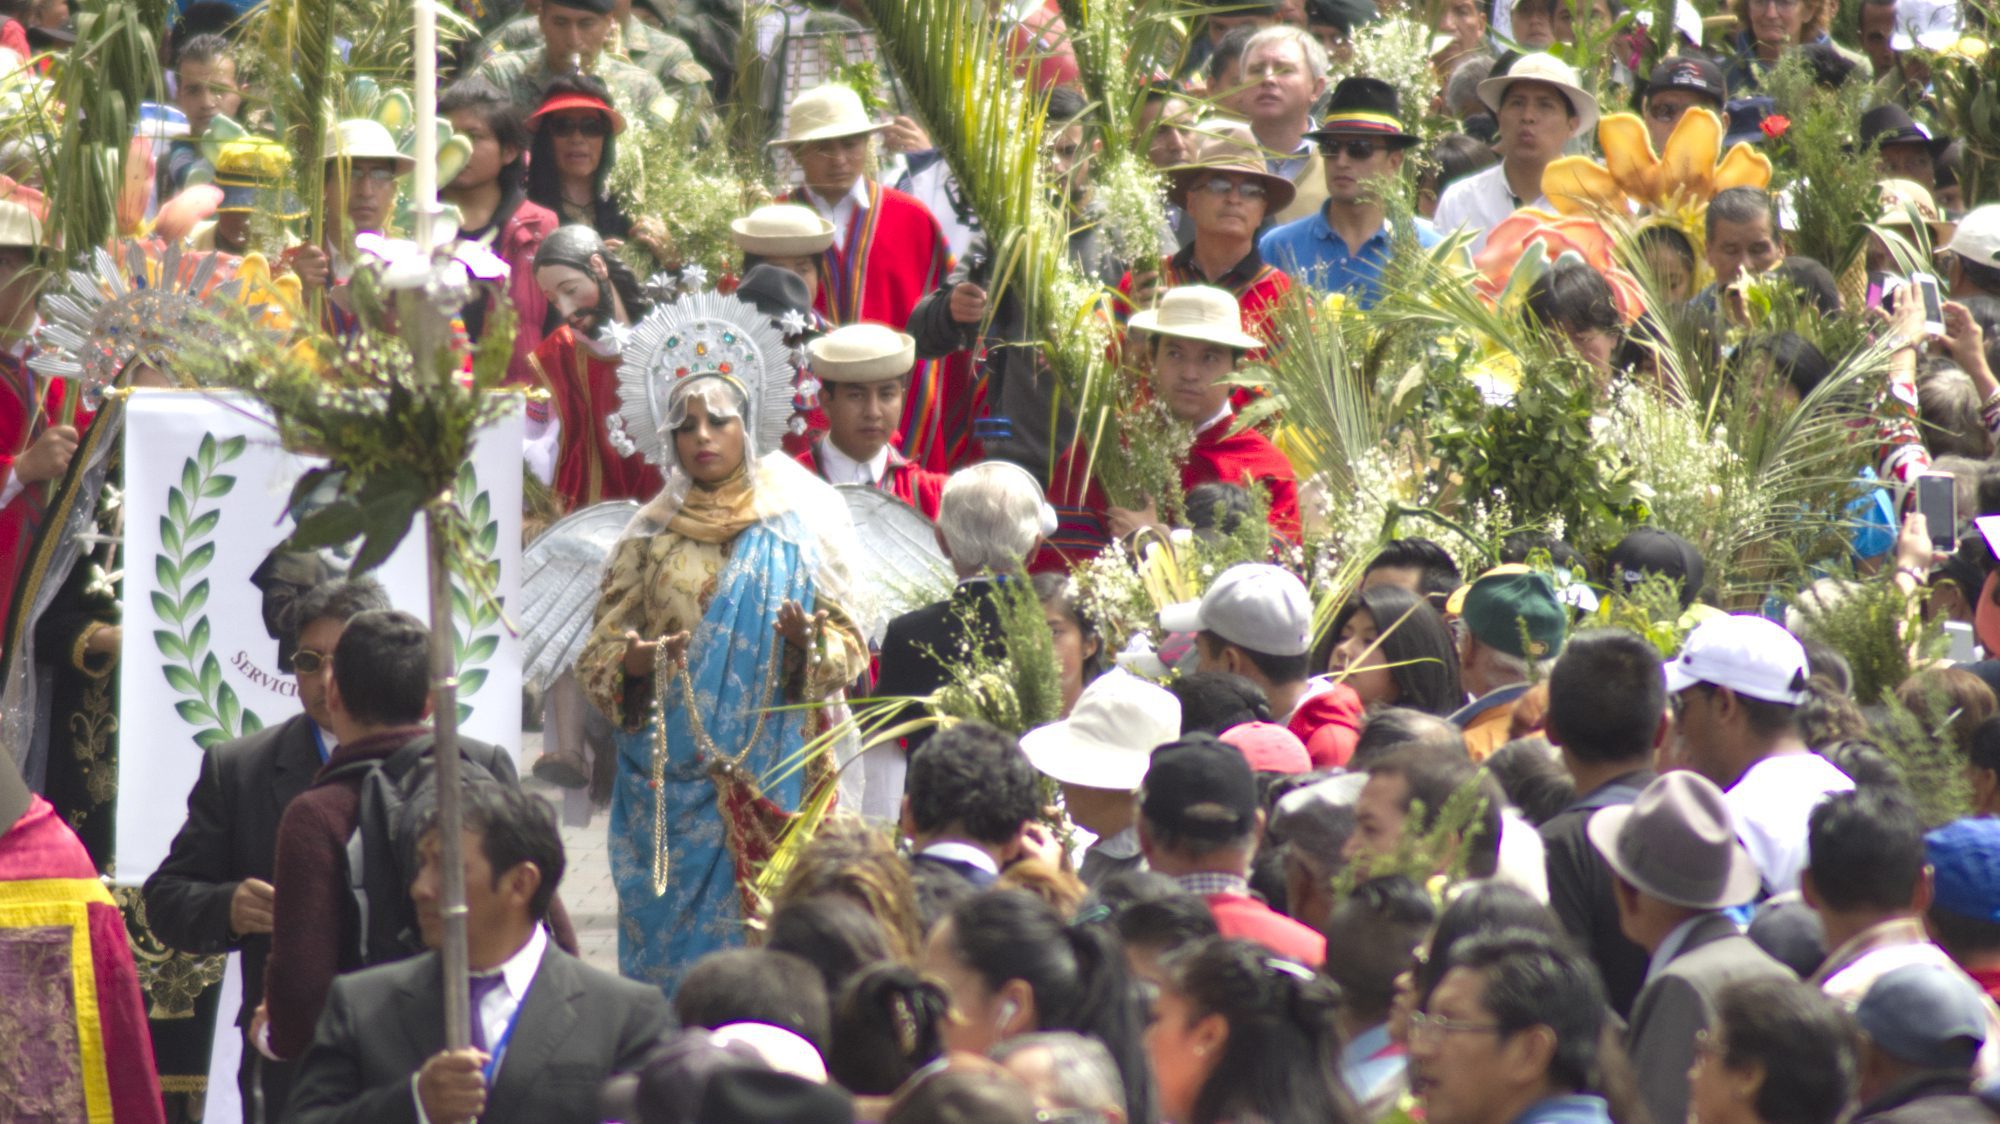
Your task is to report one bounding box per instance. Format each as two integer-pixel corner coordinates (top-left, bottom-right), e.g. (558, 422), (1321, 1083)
(284, 943), (672, 1124)
(870, 578), (1010, 751)
(143, 711), (324, 1024)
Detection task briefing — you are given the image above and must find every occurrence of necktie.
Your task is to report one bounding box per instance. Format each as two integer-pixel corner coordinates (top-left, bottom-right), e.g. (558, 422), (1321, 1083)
(467, 973), (506, 1054)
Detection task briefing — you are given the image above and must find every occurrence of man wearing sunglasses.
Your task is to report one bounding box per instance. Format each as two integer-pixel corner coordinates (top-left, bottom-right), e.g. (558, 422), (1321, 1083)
(142, 578), (389, 1121)
(1260, 76), (1438, 309)
(1640, 55), (1726, 157)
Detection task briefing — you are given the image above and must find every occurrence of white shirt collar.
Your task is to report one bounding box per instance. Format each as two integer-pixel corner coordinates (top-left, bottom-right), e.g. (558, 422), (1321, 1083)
(918, 840), (1001, 875)
(818, 437), (891, 486)
(480, 921), (549, 1000)
(1195, 402), (1233, 436)
(807, 178), (872, 239)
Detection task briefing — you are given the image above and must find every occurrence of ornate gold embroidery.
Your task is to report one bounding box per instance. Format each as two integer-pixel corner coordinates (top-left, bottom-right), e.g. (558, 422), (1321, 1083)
(67, 674), (120, 827)
(112, 887), (226, 1021)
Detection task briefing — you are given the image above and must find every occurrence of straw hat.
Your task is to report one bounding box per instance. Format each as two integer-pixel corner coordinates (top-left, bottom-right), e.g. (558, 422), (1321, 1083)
(729, 203), (836, 257)
(1128, 285), (1264, 351)
(807, 322), (916, 383)
(323, 119), (416, 172)
(768, 83), (888, 148)
(1167, 122), (1299, 211)
(1876, 177), (1949, 235)
(1477, 53), (1600, 140)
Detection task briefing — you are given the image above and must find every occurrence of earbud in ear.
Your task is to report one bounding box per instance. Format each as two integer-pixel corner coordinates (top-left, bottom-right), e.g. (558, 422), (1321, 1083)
(994, 999), (1019, 1030)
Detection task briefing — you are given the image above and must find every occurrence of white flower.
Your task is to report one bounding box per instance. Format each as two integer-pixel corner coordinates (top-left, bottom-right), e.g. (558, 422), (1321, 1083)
(605, 413), (637, 457)
(356, 227), (509, 318)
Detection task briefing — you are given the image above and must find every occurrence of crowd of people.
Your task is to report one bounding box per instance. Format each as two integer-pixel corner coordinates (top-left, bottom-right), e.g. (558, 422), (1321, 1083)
(13, 0), (2000, 1121)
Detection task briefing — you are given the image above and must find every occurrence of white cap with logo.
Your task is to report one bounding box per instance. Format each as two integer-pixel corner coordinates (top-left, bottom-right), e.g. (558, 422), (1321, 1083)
(1946, 205), (2000, 267)
(1661, 614), (1810, 705)
(1158, 563), (1312, 657)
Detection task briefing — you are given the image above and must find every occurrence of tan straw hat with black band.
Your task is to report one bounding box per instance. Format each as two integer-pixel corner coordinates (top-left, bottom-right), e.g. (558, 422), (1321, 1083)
(1167, 122), (1299, 212)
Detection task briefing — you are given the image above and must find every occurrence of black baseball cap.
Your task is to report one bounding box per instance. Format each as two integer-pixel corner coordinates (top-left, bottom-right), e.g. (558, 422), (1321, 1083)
(1646, 56), (1726, 104)
(1140, 733), (1260, 841)
(1606, 527), (1706, 609)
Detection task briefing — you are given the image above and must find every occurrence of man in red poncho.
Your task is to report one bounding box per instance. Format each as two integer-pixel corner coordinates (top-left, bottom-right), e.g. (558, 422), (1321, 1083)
(0, 742), (164, 1122)
(523, 223), (664, 512)
(797, 322), (947, 518)
(0, 200), (76, 637)
(774, 83), (967, 471)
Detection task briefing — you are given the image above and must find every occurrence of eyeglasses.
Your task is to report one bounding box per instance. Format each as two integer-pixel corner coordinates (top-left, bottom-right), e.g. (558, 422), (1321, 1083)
(544, 114), (610, 138)
(346, 167), (400, 186)
(1321, 138), (1384, 161)
(1194, 176), (1267, 200)
(292, 649), (331, 675)
(1407, 1010), (1504, 1043)
(1646, 102), (1690, 121)
(1748, 0), (1802, 10)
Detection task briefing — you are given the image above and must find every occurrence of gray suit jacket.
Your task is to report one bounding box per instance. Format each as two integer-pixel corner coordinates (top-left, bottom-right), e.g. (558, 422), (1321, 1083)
(1627, 912), (1794, 1124)
(283, 942), (671, 1124)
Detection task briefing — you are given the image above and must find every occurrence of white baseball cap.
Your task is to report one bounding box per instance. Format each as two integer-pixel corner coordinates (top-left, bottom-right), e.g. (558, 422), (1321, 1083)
(1891, 0), (1960, 51)
(1020, 669), (1182, 791)
(1158, 563), (1312, 657)
(1662, 614), (1810, 705)
(1946, 205), (2000, 266)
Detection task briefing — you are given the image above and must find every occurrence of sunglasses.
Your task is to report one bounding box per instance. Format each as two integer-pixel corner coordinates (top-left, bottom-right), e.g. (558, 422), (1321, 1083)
(544, 114), (610, 139)
(1194, 176), (1267, 200)
(1320, 138), (1384, 160)
(292, 648), (331, 675)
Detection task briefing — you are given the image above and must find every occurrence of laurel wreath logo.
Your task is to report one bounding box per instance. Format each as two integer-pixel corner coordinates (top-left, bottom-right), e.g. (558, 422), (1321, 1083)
(449, 459), (502, 725)
(153, 432), (264, 750)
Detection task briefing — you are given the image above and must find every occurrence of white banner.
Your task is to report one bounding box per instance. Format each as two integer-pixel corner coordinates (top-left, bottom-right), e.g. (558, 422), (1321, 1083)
(116, 389), (525, 887)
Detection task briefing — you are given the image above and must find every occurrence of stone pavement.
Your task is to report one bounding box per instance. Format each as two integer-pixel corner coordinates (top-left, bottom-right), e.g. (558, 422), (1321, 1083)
(520, 731), (620, 973)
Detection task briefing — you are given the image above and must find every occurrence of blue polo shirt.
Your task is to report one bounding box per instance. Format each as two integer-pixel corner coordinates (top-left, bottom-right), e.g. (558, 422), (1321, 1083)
(1258, 204), (1440, 308)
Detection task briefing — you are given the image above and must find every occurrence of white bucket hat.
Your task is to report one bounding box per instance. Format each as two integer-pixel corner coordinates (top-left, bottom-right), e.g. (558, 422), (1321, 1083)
(1127, 285), (1263, 351)
(323, 119), (416, 172)
(769, 83), (889, 148)
(1477, 53), (1600, 140)
(730, 203), (836, 257)
(807, 322), (916, 383)
(1021, 669), (1183, 791)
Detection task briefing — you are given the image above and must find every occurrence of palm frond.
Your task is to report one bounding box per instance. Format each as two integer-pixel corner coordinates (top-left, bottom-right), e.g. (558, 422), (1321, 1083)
(44, 0), (164, 265)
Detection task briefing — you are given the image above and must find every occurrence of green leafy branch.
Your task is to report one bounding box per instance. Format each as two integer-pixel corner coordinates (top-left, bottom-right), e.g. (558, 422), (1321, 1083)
(448, 460), (503, 725)
(153, 433), (265, 750)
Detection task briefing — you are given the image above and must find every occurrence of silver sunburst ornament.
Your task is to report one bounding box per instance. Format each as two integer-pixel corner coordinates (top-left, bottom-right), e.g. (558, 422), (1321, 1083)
(30, 240), (250, 405)
(618, 290), (797, 467)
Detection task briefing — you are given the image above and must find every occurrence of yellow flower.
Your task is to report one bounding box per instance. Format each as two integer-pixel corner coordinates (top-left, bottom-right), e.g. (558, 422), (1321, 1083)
(1544, 109), (1771, 218)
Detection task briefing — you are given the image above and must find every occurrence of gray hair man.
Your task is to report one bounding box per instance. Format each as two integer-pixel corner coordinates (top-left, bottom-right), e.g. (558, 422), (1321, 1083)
(993, 1031), (1129, 1123)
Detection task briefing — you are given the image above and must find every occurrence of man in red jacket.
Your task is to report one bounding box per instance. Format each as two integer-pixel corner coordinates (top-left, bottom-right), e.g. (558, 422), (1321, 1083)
(773, 82), (965, 471)
(0, 200), (76, 633)
(1161, 562), (1363, 768)
(1138, 733), (1326, 966)
(797, 322), (947, 518)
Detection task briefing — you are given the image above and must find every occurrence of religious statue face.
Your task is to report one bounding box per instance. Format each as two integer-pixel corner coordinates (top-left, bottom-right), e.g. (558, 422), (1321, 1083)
(672, 389), (748, 485)
(536, 259), (612, 338)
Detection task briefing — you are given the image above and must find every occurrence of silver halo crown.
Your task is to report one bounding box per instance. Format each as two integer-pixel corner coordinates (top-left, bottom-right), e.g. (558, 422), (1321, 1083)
(616, 290), (795, 467)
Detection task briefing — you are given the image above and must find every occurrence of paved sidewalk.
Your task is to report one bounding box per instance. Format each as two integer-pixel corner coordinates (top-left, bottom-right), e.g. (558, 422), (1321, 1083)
(520, 732), (619, 973)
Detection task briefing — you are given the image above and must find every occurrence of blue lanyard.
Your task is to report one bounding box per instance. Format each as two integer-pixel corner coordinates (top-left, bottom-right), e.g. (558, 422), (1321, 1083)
(308, 721), (329, 763)
(481, 995), (527, 1085)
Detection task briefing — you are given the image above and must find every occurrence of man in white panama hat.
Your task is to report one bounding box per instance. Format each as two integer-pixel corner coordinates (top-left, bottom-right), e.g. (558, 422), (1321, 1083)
(798, 322), (948, 518)
(1048, 285), (1300, 564)
(288, 119), (417, 305)
(772, 83), (963, 472)
(1434, 53), (1600, 253)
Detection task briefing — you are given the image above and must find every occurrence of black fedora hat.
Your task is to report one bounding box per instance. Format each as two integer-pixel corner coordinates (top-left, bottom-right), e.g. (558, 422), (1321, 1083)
(1306, 77), (1419, 149)
(1860, 103), (1951, 156)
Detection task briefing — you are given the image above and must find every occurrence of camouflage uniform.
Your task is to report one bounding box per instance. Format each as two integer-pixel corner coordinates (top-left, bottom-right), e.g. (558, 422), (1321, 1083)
(473, 13), (711, 99)
(472, 46), (683, 127)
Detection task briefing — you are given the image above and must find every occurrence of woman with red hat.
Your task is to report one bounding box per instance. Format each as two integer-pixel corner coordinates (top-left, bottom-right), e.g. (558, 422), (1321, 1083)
(526, 72), (631, 240)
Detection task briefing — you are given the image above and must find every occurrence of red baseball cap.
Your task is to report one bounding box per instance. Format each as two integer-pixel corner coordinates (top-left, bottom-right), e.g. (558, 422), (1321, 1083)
(1219, 722), (1312, 776)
